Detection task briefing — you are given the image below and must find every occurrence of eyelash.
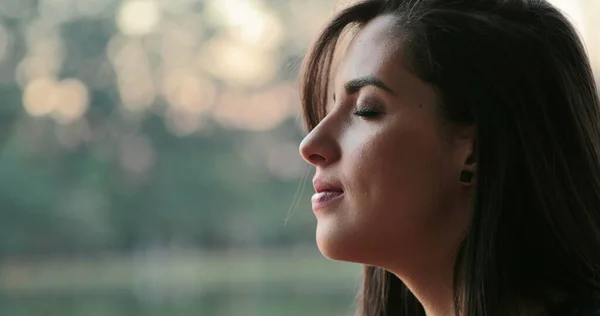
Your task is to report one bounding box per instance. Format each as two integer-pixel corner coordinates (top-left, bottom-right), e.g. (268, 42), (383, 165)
(353, 105), (382, 118)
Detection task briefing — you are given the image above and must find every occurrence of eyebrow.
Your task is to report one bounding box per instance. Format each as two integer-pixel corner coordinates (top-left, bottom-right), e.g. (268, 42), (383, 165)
(334, 76), (395, 101)
(345, 76), (394, 94)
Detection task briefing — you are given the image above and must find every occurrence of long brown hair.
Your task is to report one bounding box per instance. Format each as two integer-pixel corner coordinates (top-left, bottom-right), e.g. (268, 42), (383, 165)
(299, 0), (600, 315)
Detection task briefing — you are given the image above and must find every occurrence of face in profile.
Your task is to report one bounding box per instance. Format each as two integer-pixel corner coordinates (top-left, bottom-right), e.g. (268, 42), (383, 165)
(299, 15), (475, 273)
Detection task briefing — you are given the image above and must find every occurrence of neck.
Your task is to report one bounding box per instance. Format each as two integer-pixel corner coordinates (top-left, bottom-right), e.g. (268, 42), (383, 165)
(389, 264), (554, 316)
(390, 254), (456, 316)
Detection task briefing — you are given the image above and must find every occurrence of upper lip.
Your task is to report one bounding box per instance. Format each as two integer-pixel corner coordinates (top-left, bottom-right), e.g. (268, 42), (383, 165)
(313, 178), (344, 193)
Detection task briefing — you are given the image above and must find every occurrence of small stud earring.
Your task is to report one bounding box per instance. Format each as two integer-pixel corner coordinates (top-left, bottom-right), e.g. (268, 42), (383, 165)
(460, 170), (473, 183)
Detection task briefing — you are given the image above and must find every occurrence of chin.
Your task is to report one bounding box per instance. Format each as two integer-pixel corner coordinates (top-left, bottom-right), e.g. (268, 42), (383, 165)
(315, 223), (368, 263)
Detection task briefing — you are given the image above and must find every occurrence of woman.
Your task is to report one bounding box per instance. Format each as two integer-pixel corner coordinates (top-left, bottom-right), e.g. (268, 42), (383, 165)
(297, 0), (600, 315)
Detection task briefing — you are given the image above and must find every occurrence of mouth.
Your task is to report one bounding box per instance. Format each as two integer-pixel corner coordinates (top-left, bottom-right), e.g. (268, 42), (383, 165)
(311, 178), (344, 210)
(311, 191), (344, 210)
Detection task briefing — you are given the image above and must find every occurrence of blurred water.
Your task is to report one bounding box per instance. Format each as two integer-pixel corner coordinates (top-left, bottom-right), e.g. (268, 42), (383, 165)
(0, 291), (354, 316)
(0, 249), (360, 316)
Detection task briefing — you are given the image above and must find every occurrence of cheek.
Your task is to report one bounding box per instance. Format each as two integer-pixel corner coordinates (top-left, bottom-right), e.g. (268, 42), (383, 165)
(356, 124), (443, 192)
(348, 124), (450, 241)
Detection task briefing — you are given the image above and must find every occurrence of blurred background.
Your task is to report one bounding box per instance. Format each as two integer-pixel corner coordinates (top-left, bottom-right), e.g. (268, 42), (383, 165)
(0, 0), (596, 315)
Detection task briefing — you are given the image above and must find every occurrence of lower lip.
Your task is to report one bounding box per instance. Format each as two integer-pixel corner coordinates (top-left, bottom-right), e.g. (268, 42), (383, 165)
(311, 191), (344, 210)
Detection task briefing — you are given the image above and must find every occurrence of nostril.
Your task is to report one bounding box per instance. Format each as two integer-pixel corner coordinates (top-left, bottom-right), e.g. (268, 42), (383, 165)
(308, 153), (327, 165)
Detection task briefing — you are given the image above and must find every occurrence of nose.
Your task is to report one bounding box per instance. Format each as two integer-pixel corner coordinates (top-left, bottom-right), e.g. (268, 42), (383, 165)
(299, 120), (341, 168)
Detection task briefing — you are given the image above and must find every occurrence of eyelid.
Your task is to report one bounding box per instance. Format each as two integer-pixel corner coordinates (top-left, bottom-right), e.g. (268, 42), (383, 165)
(357, 102), (381, 110)
(353, 98), (386, 119)
(356, 97), (385, 112)
(332, 88), (387, 113)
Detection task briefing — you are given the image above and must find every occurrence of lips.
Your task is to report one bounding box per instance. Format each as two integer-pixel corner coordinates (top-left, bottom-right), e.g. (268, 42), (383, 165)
(311, 191), (344, 209)
(312, 178), (343, 193)
(311, 178), (344, 210)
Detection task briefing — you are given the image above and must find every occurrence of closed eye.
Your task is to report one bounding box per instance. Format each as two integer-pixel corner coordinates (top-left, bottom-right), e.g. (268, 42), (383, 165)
(353, 106), (383, 118)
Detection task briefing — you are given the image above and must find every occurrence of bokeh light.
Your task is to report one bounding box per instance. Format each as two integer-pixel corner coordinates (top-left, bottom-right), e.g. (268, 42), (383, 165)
(162, 71), (215, 114)
(117, 0), (162, 36)
(200, 36), (278, 88)
(208, 0), (283, 50)
(22, 77), (90, 123)
(52, 78), (90, 124)
(213, 87), (292, 131)
(109, 38), (156, 112)
(23, 77), (57, 117)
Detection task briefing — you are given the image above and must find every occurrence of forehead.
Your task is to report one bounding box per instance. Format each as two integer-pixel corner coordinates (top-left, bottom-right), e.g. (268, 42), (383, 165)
(334, 15), (406, 86)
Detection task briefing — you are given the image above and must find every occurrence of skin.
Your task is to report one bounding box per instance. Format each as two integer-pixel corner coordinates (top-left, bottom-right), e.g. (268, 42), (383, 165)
(299, 15), (476, 316)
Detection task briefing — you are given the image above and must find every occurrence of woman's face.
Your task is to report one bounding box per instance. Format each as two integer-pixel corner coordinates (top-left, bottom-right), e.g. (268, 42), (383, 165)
(299, 15), (475, 273)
